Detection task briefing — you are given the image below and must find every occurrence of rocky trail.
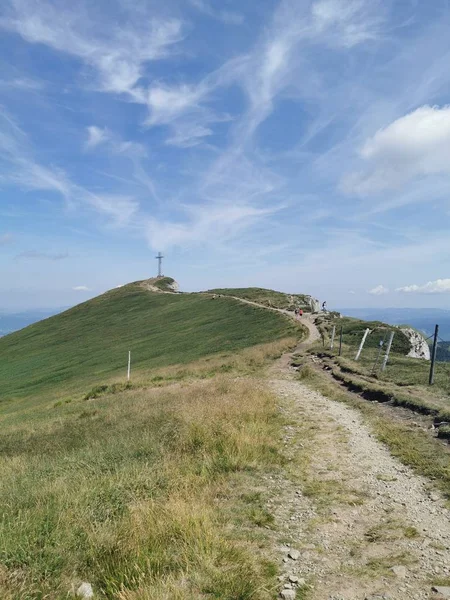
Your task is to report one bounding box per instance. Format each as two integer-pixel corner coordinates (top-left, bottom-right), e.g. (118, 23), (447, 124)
(260, 320), (450, 600)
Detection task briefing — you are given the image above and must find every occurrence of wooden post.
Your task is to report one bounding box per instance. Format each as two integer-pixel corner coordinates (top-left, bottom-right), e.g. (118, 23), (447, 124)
(339, 326), (343, 356)
(429, 324), (439, 385)
(127, 350), (131, 381)
(355, 328), (370, 361)
(381, 331), (395, 371)
(330, 325), (336, 350)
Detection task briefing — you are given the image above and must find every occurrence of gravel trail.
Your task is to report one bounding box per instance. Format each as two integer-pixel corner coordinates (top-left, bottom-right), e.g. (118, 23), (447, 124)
(268, 376), (450, 600)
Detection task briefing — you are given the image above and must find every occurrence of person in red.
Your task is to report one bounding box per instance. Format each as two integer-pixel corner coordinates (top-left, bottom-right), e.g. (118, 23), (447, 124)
(299, 309), (303, 318)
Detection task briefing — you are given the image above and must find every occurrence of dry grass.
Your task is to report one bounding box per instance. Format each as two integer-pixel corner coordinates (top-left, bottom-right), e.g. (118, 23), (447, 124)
(0, 375), (284, 599)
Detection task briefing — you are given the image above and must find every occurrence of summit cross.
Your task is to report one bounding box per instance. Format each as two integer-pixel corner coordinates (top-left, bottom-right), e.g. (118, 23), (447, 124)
(156, 252), (164, 277)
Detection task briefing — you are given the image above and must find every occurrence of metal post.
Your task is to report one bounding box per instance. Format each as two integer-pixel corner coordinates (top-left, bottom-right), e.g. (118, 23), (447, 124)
(127, 350), (131, 381)
(372, 332), (387, 373)
(429, 324), (439, 385)
(339, 326), (343, 356)
(330, 325), (336, 350)
(355, 328), (370, 361)
(381, 331), (395, 371)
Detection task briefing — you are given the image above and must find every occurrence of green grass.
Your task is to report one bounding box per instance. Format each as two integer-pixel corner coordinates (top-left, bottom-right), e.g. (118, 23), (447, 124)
(0, 376), (283, 600)
(316, 315), (410, 355)
(206, 287), (311, 311)
(0, 282), (299, 409)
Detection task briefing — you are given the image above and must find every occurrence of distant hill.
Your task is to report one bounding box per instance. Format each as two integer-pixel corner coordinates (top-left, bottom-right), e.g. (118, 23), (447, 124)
(0, 309), (63, 336)
(339, 307), (450, 340)
(0, 279), (298, 406)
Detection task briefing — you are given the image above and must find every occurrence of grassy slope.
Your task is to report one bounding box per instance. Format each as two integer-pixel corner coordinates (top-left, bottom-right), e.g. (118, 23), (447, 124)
(311, 314), (450, 419)
(0, 281), (306, 599)
(0, 360), (288, 600)
(207, 287), (311, 310)
(0, 282), (298, 408)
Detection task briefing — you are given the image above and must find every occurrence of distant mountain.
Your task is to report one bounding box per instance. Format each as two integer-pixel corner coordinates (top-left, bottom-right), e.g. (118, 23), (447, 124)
(338, 308), (450, 340)
(0, 309), (64, 337)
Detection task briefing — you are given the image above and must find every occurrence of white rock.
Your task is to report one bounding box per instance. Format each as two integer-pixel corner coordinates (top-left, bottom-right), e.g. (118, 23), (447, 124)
(280, 589), (296, 600)
(288, 549), (300, 560)
(76, 582), (94, 599)
(289, 575), (299, 583)
(391, 565), (407, 578)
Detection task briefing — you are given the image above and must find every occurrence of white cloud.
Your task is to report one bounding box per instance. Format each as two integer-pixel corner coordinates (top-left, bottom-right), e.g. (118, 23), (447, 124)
(86, 126), (110, 148)
(348, 290), (356, 294)
(0, 108), (141, 226)
(368, 284), (389, 295)
(311, 0), (384, 47)
(73, 285), (90, 291)
(0, 1), (183, 96)
(343, 105), (450, 195)
(189, 0), (244, 25)
(146, 203), (279, 250)
(396, 279), (450, 294)
(145, 84), (207, 126)
(0, 77), (44, 90)
(83, 193), (139, 227)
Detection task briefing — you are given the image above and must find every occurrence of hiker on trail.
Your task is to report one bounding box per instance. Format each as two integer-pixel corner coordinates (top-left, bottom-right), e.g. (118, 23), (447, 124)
(322, 301), (327, 312)
(299, 309), (303, 318)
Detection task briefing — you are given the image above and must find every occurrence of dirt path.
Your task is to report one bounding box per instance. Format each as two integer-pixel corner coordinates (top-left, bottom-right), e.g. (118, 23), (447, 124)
(266, 351), (450, 599)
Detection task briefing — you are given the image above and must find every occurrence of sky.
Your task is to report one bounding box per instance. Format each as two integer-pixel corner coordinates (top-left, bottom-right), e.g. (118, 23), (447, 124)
(1, 0), (450, 311)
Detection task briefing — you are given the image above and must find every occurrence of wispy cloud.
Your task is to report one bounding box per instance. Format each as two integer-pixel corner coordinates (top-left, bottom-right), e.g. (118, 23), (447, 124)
(146, 203), (278, 250)
(72, 285), (90, 291)
(0, 1), (184, 96)
(368, 284), (389, 295)
(0, 77), (44, 90)
(189, 0), (244, 25)
(15, 250), (69, 261)
(396, 279), (450, 294)
(0, 108), (140, 226)
(86, 126), (111, 149)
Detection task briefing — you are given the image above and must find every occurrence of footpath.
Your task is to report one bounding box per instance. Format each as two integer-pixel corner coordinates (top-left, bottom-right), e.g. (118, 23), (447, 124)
(242, 306), (450, 600)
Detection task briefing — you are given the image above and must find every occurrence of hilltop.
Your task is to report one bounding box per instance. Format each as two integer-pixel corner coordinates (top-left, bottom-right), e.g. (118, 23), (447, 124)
(0, 278), (302, 408)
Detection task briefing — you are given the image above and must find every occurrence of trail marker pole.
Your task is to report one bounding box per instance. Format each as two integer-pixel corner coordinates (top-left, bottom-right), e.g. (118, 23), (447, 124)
(355, 328), (370, 361)
(381, 331), (395, 372)
(127, 350), (131, 381)
(330, 325), (336, 350)
(429, 324), (439, 385)
(339, 326), (343, 356)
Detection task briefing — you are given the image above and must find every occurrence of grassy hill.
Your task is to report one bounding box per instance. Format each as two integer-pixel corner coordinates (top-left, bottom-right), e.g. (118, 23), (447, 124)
(207, 287), (312, 311)
(0, 280), (299, 408)
(0, 280), (306, 599)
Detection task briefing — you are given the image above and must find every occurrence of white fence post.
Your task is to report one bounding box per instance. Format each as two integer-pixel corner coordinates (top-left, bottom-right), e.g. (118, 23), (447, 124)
(330, 325), (336, 350)
(127, 350), (131, 381)
(381, 332), (395, 371)
(355, 328), (370, 361)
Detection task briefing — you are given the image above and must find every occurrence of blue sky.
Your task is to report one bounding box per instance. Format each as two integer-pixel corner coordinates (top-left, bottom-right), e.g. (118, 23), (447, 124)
(1, 0), (450, 310)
